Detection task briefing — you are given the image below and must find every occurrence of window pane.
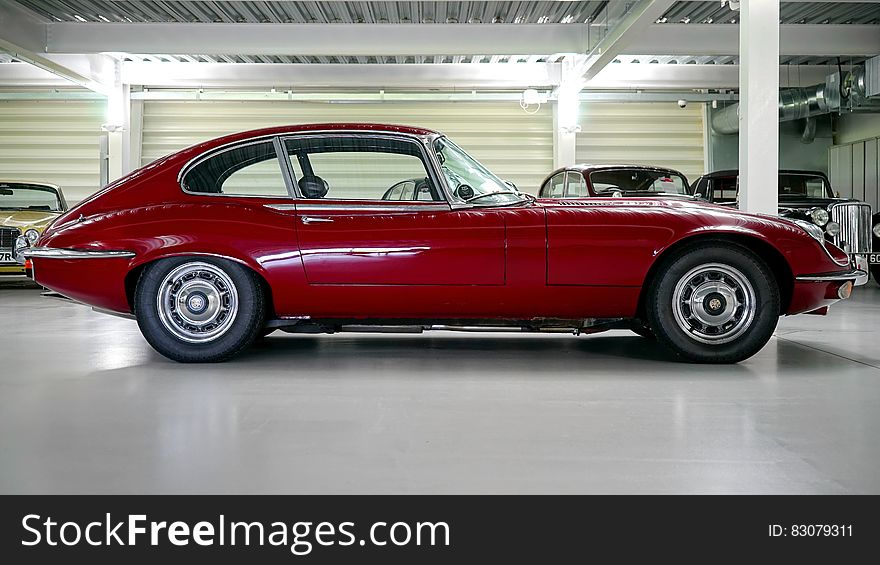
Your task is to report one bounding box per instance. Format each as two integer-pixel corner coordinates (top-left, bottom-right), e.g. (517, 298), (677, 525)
(183, 140), (288, 197)
(0, 183), (62, 211)
(565, 172), (586, 197)
(285, 136), (438, 201)
(711, 177), (738, 203)
(590, 169), (689, 196)
(550, 174), (565, 197)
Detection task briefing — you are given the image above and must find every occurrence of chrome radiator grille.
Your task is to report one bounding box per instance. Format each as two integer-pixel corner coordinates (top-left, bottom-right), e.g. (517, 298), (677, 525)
(830, 202), (873, 254)
(0, 227), (21, 249)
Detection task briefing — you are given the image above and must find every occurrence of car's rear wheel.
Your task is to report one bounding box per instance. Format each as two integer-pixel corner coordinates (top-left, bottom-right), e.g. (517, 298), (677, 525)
(134, 257), (265, 362)
(645, 243), (780, 363)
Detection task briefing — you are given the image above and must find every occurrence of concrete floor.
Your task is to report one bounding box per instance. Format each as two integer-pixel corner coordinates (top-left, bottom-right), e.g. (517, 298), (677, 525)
(1, 280), (879, 494)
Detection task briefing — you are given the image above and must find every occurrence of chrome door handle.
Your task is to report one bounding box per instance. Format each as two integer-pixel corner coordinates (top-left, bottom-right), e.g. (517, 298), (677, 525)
(301, 216), (334, 224)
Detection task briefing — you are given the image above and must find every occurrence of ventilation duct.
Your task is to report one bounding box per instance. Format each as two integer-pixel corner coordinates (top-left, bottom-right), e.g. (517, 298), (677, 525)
(711, 74), (841, 135)
(711, 57), (880, 136)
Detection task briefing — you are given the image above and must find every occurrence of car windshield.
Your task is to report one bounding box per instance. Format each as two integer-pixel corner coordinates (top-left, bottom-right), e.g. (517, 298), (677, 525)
(778, 173), (833, 199)
(0, 184), (62, 211)
(589, 169), (690, 195)
(433, 138), (526, 205)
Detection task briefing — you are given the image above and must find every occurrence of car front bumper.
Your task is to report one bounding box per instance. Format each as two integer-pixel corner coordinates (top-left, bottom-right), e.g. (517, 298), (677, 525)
(789, 268), (865, 315)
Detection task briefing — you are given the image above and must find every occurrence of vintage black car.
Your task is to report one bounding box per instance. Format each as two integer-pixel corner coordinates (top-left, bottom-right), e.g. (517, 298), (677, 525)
(691, 170), (872, 285)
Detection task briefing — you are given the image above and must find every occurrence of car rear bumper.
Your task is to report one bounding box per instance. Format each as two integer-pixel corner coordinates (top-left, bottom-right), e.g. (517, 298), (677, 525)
(25, 247), (135, 314)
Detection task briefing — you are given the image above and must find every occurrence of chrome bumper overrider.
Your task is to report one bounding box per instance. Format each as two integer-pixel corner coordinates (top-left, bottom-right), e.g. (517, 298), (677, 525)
(22, 246), (136, 260)
(851, 254), (870, 286)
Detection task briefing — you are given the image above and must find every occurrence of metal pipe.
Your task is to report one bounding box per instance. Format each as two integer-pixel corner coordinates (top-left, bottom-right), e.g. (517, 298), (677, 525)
(711, 82), (837, 135)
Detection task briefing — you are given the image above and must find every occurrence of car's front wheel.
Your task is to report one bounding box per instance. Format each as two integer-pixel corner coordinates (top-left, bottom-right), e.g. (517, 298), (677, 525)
(134, 257), (265, 362)
(645, 243), (780, 363)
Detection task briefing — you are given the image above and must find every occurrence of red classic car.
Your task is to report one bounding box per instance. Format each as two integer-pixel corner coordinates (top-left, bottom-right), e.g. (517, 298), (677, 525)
(21, 124), (863, 364)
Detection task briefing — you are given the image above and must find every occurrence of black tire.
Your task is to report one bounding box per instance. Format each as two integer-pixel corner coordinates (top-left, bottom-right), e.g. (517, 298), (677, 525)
(645, 242), (780, 364)
(134, 256), (265, 362)
(630, 319), (655, 339)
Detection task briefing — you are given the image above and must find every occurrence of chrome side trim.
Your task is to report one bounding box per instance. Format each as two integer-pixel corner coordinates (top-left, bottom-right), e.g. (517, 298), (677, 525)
(24, 247), (136, 259)
(265, 203), (451, 213)
(795, 269), (866, 282)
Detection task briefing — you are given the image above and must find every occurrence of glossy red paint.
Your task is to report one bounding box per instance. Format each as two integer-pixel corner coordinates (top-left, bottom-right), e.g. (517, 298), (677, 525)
(32, 124), (855, 324)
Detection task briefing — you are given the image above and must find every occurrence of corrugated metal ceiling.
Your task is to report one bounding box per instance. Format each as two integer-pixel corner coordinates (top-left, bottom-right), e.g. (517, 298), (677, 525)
(9, 1), (880, 66)
(14, 1), (609, 24)
(15, 1), (880, 25)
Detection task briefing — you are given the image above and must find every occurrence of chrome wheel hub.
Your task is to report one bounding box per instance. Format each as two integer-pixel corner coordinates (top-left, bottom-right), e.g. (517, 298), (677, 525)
(157, 262), (239, 343)
(672, 263), (756, 344)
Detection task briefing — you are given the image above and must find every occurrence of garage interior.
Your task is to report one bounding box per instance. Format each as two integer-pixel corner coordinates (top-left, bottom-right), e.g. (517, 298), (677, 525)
(1, 0), (880, 494)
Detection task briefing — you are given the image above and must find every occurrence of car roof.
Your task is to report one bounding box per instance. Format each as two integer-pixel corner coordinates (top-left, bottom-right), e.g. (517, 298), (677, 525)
(168, 123), (442, 167)
(198, 123), (438, 147)
(698, 169), (828, 179)
(0, 180), (61, 190)
(570, 164), (683, 174)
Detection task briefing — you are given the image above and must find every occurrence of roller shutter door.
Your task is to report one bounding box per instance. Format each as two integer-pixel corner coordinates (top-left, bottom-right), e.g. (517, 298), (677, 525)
(576, 102), (706, 183)
(0, 99), (104, 203)
(141, 100), (553, 194)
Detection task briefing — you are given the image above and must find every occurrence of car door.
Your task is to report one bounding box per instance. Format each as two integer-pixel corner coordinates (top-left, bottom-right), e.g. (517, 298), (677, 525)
(282, 133), (506, 287)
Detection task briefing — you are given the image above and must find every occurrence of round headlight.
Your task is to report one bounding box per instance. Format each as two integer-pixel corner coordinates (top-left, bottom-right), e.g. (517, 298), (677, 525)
(825, 221), (841, 237)
(809, 207), (829, 226)
(873, 223), (880, 239)
(792, 219), (826, 243)
(24, 228), (40, 243)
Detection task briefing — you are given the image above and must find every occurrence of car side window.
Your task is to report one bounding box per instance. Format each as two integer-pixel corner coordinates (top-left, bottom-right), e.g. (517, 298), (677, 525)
(182, 140), (289, 197)
(386, 183), (406, 200)
(565, 171), (587, 197)
(711, 177), (738, 203)
(549, 173), (566, 197)
(284, 136), (440, 201)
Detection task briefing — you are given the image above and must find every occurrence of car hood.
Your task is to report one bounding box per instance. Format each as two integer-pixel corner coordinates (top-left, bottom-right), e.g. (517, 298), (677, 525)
(0, 210), (61, 230)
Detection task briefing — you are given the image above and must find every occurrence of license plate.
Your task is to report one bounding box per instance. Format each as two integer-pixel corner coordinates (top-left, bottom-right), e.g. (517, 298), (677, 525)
(0, 250), (13, 264)
(869, 253), (880, 265)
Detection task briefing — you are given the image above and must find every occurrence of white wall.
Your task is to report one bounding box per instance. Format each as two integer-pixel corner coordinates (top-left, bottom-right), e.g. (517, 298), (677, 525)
(707, 106), (834, 174)
(836, 113), (880, 146)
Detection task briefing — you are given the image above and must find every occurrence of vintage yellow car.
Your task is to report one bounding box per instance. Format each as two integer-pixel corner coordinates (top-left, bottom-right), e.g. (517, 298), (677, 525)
(1, 181), (68, 278)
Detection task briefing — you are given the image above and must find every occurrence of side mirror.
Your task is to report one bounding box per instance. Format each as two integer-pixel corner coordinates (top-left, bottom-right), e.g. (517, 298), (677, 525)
(504, 180), (518, 191)
(457, 184), (475, 200)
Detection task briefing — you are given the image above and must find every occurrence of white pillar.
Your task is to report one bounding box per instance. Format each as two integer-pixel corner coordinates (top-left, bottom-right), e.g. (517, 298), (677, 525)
(104, 83), (131, 181)
(553, 98), (578, 169)
(129, 98), (144, 173)
(738, 0), (780, 214)
(553, 55), (584, 170)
